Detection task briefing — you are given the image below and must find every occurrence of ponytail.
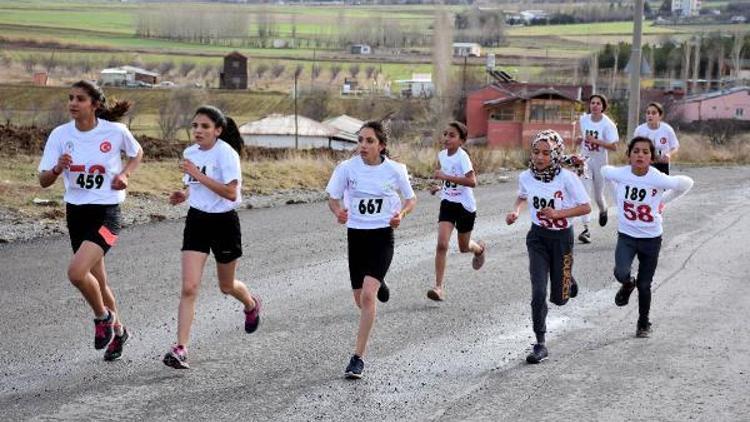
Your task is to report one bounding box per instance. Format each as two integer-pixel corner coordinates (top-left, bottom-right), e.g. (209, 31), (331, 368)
(222, 117), (244, 156)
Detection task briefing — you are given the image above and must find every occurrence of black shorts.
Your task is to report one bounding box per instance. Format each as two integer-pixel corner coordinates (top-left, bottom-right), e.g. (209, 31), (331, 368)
(347, 227), (394, 290)
(182, 207), (242, 264)
(652, 162), (670, 175)
(438, 199), (476, 233)
(66, 203), (122, 255)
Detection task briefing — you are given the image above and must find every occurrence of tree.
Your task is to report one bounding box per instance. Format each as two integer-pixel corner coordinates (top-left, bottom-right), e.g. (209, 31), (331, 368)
(254, 63), (269, 79)
(348, 64), (360, 78)
(179, 62), (196, 77)
(330, 64), (342, 81)
(271, 63), (286, 79)
(311, 64), (322, 80)
(365, 65), (376, 79)
(294, 64), (304, 78)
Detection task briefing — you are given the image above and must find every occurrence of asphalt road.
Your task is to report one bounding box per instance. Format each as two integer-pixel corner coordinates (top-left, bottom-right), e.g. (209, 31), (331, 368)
(1, 165), (748, 422)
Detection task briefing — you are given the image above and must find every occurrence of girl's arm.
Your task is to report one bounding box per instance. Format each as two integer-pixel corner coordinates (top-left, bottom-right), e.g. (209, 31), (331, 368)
(391, 197), (417, 228)
(112, 147), (143, 190)
(662, 175), (693, 204)
(183, 159), (238, 201)
(506, 196), (527, 225)
(434, 170), (477, 188)
(328, 197), (348, 224)
(539, 203), (591, 220)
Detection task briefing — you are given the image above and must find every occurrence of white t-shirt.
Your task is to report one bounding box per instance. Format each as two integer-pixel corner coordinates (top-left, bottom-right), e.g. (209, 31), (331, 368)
(518, 168), (590, 230)
(182, 140), (242, 213)
(38, 119), (141, 205)
(601, 165), (693, 238)
(578, 113), (619, 164)
(633, 122), (679, 160)
(438, 148), (477, 212)
(326, 156), (416, 230)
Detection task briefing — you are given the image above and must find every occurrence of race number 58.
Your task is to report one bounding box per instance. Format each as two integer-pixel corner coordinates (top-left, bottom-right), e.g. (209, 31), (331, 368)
(623, 202), (654, 222)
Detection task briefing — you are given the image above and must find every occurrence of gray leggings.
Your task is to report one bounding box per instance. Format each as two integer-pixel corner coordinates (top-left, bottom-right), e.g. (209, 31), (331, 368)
(614, 232), (662, 324)
(526, 225), (576, 339)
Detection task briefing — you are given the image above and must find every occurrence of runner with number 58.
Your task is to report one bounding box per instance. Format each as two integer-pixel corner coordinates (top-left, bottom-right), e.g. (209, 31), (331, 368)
(601, 137), (693, 338)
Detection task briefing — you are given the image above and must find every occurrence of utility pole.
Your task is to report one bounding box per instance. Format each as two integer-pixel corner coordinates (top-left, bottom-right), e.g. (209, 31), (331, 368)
(626, 0), (644, 141)
(294, 71), (299, 150)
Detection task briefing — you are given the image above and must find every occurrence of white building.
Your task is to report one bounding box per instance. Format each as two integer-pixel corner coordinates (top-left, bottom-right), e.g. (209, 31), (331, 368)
(452, 42), (482, 58)
(672, 0), (701, 17)
(239, 114), (355, 150)
(350, 44), (372, 55)
(322, 114), (364, 145)
(396, 73), (435, 98)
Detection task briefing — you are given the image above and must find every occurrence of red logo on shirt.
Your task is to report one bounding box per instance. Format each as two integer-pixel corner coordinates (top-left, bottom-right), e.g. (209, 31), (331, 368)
(554, 190), (564, 200)
(100, 141), (112, 153)
(659, 137), (667, 145)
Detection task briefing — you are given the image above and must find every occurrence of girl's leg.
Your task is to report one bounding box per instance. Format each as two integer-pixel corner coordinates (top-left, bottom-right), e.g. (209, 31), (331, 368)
(548, 230), (575, 305)
(614, 233), (638, 306)
(634, 237), (662, 325)
(354, 277), (380, 357)
(591, 164), (608, 213)
(216, 259), (256, 311)
(457, 231), (483, 254)
(177, 251), (209, 346)
(67, 241), (107, 316)
(526, 231), (550, 344)
(90, 258), (121, 331)
(433, 222), (455, 294)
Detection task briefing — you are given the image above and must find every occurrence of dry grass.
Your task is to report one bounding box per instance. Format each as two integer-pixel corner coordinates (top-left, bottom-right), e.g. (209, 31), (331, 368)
(607, 132), (750, 166)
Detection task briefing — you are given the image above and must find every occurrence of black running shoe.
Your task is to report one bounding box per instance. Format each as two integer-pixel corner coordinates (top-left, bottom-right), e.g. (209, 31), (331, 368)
(344, 355), (365, 379)
(578, 229), (591, 244)
(244, 294), (262, 333)
(103, 327), (129, 361)
(570, 279), (578, 298)
(636, 321), (652, 338)
(526, 344), (548, 364)
(163, 345), (189, 369)
(615, 277), (636, 307)
(377, 281), (390, 303)
(599, 210), (608, 227)
(94, 310), (114, 350)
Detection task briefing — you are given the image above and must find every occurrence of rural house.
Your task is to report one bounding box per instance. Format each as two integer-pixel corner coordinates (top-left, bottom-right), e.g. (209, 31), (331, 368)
(672, 86), (750, 122)
(239, 114), (355, 151)
(220, 51), (248, 90)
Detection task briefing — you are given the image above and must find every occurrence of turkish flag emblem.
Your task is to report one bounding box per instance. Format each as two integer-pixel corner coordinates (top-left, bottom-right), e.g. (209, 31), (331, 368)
(660, 137), (667, 145)
(100, 141), (112, 153)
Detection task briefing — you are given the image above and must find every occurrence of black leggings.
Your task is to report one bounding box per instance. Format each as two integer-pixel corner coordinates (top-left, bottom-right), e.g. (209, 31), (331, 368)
(614, 232), (662, 324)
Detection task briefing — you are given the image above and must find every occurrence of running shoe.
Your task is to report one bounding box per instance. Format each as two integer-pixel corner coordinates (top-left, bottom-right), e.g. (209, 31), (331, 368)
(94, 309), (115, 350)
(377, 280), (390, 303)
(163, 345), (189, 369)
(244, 294), (262, 333)
(344, 354), (365, 379)
(599, 210), (608, 227)
(472, 240), (487, 270)
(526, 344), (549, 364)
(103, 327), (129, 361)
(570, 279), (578, 299)
(578, 229), (591, 244)
(636, 321), (652, 338)
(615, 277), (636, 307)
(427, 288), (444, 301)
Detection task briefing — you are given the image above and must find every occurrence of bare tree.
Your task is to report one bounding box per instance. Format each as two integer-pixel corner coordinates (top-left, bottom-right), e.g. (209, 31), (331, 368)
(158, 60), (175, 75)
(254, 63), (269, 79)
(692, 36), (702, 93)
(682, 41), (692, 91)
(365, 65), (376, 79)
(22, 56), (37, 73)
(180, 61), (197, 77)
(1, 102), (14, 126)
(294, 64), (304, 78)
(311, 64), (322, 80)
(107, 56), (124, 68)
(271, 63), (286, 79)
(330, 64), (342, 81)
(348, 64), (360, 79)
(41, 52), (59, 73)
(732, 31), (746, 83)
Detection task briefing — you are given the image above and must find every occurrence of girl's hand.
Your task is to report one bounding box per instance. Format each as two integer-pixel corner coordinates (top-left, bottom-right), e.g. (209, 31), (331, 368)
(505, 211), (519, 225)
(335, 208), (348, 224)
(180, 159), (201, 179)
(538, 207), (559, 220)
(55, 153), (73, 173)
(429, 185), (441, 195)
(389, 211), (402, 228)
(433, 170), (447, 180)
(575, 136), (583, 145)
(169, 190), (187, 205)
(111, 173), (128, 190)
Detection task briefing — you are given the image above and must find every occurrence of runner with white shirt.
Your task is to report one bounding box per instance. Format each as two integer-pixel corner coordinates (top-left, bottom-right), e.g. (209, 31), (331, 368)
(575, 94), (619, 244)
(633, 102), (680, 174)
(506, 130), (591, 364)
(326, 121), (417, 379)
(163, 106), (260, 369)
(602, 136), (693, 338)
(38, 80), (143, 361)
(427, 121), (486, 301)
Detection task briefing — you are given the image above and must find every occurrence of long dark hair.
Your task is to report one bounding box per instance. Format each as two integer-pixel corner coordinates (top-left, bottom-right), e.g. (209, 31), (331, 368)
(71, 80), (131, 122)
(359, 120), (390, 158)
(193, 105), (242, 155)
